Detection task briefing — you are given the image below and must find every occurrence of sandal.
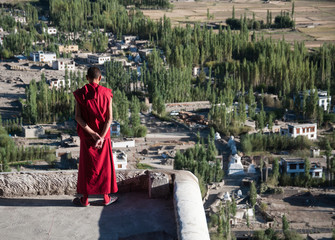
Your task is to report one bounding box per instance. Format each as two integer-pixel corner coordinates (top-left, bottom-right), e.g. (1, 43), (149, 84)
(73, 197), (90, 207)
(104, 196), (118, 206)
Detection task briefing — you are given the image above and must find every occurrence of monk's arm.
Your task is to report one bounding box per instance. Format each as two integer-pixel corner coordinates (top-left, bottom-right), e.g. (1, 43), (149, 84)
(75, 101), (101, 140)
(100, 98), (113, 139)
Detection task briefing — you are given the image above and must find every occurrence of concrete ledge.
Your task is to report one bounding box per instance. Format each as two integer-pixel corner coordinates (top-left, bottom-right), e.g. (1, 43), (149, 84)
(173, 171), (210, 240)
(0, 170), (78, 196)
(0, 170), (160, 197)
(0, 169), (210, 240)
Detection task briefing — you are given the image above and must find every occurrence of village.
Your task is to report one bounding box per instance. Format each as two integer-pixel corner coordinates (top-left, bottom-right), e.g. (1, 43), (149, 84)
(0, 2), (335, 240)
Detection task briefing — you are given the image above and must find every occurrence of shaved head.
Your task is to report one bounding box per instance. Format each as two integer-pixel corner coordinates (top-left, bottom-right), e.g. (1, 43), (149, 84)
(87, 67), (101, 81)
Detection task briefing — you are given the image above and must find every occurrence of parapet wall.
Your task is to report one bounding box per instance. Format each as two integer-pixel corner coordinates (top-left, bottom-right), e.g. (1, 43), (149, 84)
(0, 169), (209, 240)
(0, 170), (171, 198)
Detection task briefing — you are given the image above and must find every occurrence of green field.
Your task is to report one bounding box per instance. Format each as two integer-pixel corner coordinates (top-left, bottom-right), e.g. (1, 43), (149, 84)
(142, 0), (335, 47)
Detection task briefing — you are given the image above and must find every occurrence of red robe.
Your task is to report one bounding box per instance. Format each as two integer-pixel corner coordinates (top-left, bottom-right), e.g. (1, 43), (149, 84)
(73, 82), (118, 195)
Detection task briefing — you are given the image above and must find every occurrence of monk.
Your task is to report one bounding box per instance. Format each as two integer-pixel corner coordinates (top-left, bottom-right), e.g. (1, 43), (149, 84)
(72, 67), (118, 207)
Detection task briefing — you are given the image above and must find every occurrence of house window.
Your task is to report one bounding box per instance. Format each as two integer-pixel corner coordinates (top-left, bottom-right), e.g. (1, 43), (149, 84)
(315, 172), (320, 177)
(298, 163), (304, 169)
(311, 134), (314, 138)
(302, 128), (305, 133)
(289, 164), (297, 170)
(289, 127), (293, 134)
(296, 128), (300, 134)
(118, 164), (122, 169)
(310, 127), (315, 132)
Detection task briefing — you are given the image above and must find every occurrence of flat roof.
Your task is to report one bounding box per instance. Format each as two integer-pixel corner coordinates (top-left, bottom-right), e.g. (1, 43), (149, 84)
(281, 157), (305, 162)
(0, 192), (177, 240)
(288, 123), (317, 128)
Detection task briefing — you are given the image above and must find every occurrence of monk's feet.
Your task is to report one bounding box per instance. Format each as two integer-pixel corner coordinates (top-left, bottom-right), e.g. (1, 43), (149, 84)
(103, 196), (118, 206)
(72, 197), (90, 207)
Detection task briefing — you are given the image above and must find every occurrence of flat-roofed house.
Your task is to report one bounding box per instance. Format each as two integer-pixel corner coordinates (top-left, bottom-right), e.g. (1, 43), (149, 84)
(30, 51), (56, 64)
(58, 45), (79, 53)
(14, 16), (26, 24)
(281, 157), (323, 178)
(87, 54), (111, 64)
(49, 78), (71, 89)
(122, 35), (137, 44)
(113, 150), (127, 170)
(23, 125), (45, 138)
(43, 27), (57, 35)
(297, 90), (331, 111)
(280, 123), (317, 140)
(52, 59), (75, 71)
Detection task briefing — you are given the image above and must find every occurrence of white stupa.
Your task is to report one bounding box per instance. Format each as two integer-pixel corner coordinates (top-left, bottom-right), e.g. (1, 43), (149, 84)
(215, 132), (221, 140)
(228, 154), (244, 175)
(247, 164), (256, 174)
(223, 192), (232, 202)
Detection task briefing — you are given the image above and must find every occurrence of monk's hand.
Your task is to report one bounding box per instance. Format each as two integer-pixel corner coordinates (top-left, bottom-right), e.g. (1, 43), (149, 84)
(95, 138), (104, 149)
(91, 132), (101, 142)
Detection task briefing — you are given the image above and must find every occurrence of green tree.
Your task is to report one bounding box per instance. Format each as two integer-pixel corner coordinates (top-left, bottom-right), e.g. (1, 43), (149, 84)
(282, 214), (289, 232)
(304, 158), (311, 187)
(250, 181), (257, 207)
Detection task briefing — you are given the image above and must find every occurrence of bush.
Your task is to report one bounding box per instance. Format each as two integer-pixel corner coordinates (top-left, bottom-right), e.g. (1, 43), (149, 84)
(136, 163), (155, 169)
(260, 202), (268, 212)
(140, 102), (149, 113)
(120, 124), (134, 137)
(274, 15), (294, 28)
(134, 125), (147, 137)
(280, 173), (292, 186)
(226, 18), (241, 30)
(324, 113), (335, 123)
(209, 214), (219, 228)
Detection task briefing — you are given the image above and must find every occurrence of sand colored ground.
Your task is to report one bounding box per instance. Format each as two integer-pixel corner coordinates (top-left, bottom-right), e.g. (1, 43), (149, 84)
(261, 187), (335, 230)
(142, 0), (335, 47)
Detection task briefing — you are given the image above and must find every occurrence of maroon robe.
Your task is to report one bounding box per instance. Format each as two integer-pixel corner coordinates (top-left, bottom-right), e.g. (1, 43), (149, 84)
(73, 82), (118, 195)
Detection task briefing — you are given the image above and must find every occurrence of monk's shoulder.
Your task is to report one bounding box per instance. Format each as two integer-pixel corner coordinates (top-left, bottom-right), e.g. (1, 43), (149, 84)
(73, 85), (88, 103)
(99, 86), (113, 97)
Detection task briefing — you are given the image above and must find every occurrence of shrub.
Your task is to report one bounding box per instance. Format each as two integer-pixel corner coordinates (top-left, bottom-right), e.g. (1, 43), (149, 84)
(134, 125), (147, 137)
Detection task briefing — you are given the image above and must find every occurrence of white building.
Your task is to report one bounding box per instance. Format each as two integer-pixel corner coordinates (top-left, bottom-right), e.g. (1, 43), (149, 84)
(116, 42), (129, 50)
(87, 54), (111, 64)
(43, 27), (57, 35)
(297, 90), (331, 111)
(58, 45), (79, 53)
(110, 47), (122, 55)
(122, 35), (137, 44)
(112, 140), (135, 148)
(138, 48), (153, 57)
(280, 123), (317, 140)
(14, 16), (26, 24)
(317, 90), (331, 111)
(193, 66), (209, 76)
(113, 150), (127, 170)
(280, 157), (323, 178)
(23, 125), (45, 138)
(52, 59), (75, 71)
(112, 58), (132, 67)
(49, 78), (70, 89)
(30, 51), (56, 64)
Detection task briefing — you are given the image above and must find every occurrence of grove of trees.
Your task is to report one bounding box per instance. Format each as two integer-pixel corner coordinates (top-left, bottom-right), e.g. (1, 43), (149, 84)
(0, 117), (56, 172)
(174, 128), (224, 195)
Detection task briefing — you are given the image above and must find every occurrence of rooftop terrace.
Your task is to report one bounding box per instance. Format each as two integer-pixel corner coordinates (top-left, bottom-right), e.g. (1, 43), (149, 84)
(0, 169), (210, 240)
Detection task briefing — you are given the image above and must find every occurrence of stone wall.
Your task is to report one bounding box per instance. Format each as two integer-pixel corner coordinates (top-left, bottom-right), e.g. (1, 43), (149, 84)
(0, 170), (172, 198)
